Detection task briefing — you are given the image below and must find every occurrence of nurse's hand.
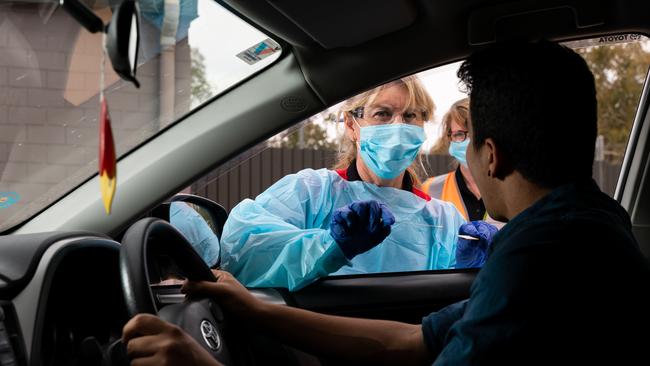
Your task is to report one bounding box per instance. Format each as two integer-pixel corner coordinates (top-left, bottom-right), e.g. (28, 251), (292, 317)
(455, 221), (498, 268)
(330, 200), (396, 259)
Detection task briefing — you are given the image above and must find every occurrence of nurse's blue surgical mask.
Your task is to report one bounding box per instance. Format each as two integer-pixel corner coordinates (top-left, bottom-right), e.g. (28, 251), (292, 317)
(449, 139), (470, 167)
(356, 120), (425, 179)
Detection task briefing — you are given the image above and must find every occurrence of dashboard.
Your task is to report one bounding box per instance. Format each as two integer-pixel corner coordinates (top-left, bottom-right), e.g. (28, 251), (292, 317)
(38, 244), (127, 366)
(0, 232), (290, 366)
(0, 233), (127, 366)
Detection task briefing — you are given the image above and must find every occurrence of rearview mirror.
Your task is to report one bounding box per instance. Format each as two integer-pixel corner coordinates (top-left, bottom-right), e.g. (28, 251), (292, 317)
(105, 0), (140, 88)
(60, 0), (141, 87)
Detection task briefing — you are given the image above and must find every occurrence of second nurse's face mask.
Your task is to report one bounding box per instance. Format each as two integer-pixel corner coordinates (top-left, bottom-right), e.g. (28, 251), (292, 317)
(448, 139), (470, 167)
(356, 122), (426, 179)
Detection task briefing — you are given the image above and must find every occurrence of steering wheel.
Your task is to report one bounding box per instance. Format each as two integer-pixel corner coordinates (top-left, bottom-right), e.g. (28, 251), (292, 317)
(120, 217), (232, 364)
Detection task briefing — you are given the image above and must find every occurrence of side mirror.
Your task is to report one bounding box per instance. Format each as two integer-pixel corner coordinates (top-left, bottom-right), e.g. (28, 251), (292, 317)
(105, 0), (140, 88)
(170, 194), (229, 239)
(151, 195), (228, 269)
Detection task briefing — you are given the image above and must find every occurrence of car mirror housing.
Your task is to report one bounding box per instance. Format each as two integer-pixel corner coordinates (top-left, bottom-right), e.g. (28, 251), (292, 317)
(105, 0), (141, 88)
(61, 0), (141, 88)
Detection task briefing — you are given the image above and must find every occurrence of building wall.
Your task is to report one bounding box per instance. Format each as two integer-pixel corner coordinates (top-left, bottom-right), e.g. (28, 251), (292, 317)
(0, 4), (192, 228)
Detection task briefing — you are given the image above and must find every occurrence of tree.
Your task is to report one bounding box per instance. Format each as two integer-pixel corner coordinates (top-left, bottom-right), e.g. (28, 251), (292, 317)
(190, 48), (213, 106)
(270, 109), (340, 150)
(575, 39), (650, 162)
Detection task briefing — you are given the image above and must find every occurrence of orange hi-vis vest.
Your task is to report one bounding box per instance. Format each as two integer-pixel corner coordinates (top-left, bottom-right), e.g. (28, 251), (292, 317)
(422, 172), (504, 228)
(422, 172), (469, 220)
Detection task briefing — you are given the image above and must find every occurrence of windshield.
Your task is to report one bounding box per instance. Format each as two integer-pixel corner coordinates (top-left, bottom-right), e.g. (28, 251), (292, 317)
(0, 0), (281, 232)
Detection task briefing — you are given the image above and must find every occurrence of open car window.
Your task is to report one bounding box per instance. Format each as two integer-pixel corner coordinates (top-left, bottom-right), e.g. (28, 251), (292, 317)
(179, 34), (649, 285)
(189, 61), (469, 211)
(191, 34), (650, 209)
(0, 0), (281, 232)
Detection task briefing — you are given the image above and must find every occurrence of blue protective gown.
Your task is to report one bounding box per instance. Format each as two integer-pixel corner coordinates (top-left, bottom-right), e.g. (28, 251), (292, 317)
(169, 201), (221, 267)
(220, 168), (466, 290)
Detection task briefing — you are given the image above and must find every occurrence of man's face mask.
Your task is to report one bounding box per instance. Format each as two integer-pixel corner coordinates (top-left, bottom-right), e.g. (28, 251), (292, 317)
(356, 121), (426, 179)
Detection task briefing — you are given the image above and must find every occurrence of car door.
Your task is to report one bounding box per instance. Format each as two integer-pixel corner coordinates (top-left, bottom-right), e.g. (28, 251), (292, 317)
(174, 33), (650, 329)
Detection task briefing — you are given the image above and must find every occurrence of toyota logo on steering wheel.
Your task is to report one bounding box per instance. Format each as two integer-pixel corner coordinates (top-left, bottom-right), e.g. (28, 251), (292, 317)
(200, 320), (221, 351)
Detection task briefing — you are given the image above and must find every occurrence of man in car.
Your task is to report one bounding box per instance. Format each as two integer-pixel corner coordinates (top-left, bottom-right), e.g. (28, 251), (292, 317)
(122, 41), (650, 365)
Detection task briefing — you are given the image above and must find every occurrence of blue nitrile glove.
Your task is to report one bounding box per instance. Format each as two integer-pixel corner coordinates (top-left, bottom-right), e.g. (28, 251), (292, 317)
(455, 220), (498, 268)
(330, 200), (396, 259)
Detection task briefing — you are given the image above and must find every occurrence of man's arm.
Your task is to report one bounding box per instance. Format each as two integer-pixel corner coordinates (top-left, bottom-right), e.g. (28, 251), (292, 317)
(255, 302), (426, 365)
(183, 270), (430, 366)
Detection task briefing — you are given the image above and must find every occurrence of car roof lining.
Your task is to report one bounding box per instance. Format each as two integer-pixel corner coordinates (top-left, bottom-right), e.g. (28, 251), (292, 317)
(468, 0), (606, 45)
(265, 0), (418, 49)
(224, 0), (650, 107)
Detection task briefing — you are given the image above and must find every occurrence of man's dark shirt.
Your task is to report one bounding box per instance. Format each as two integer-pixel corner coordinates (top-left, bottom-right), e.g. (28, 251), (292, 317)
(422, 179), (650, 364)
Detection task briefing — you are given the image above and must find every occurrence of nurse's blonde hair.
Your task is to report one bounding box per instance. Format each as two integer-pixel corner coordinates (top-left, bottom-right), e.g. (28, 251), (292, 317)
(431, 97), (469, 154)
(333, 76), (436, 185)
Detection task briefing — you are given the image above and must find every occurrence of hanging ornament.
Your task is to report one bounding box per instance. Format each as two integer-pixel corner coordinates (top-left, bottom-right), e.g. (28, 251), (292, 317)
(99, 34), (117, 215)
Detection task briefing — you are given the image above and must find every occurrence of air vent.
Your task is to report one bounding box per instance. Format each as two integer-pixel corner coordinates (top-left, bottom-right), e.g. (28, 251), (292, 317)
(0, 303), (25, 366)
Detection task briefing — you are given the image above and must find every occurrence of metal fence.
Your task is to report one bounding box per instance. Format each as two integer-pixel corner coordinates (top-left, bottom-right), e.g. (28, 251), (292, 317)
(191, 147), (622, 212)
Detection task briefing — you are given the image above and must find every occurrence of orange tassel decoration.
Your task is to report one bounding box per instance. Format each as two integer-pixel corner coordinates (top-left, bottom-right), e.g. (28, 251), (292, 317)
(99, 94), (116, 215)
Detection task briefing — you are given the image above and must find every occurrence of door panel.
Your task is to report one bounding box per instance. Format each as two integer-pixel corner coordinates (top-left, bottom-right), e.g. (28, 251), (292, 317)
(286, 270), (476, 324)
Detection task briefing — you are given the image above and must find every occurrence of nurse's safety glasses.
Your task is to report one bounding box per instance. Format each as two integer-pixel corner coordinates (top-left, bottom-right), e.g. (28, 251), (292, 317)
(350, 106), (427, 125)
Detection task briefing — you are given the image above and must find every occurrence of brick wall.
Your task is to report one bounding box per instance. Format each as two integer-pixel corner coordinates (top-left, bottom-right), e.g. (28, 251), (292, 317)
(0, 4), (192, 230)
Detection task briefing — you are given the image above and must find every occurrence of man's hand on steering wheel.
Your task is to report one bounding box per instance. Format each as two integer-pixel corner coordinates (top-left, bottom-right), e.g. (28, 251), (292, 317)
(122, 270), (263, 366)
(120, 219), (241, 365)
(181, 270), (266, 318)
(123, 314), (224, 366)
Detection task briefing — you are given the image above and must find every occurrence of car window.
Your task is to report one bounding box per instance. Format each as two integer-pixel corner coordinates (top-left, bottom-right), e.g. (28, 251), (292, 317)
(191, 34), (650, 207)
(189, 61), (468, 211)
(181, 34), (649, 281)
(567, 34), (650, 196)
(0, 0), (282, 232)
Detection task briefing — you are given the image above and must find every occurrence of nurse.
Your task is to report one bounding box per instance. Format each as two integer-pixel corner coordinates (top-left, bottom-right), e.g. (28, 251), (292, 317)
(220, 76), (479, 291)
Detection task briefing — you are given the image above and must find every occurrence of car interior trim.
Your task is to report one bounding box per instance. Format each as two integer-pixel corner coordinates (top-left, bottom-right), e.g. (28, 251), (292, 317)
(266, 0), (418, 49)
(157, 289), (287, 306)
(29, 238), (121, 366)
(468, 1), (605, 46)
(11, 236), (99, 364)
(617, 68), (650, 206)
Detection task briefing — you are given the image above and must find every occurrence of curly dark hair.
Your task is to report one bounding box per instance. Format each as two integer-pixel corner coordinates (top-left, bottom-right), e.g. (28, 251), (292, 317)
(457, 41), (597, 188)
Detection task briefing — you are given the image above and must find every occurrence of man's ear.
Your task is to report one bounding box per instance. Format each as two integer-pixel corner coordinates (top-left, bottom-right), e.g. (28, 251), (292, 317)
(484, 137), (511, 180)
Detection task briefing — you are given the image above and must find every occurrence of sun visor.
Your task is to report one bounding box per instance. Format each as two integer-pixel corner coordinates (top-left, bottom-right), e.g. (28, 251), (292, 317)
(468, 0), (605, 45)
(267, 0), (418, 49)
